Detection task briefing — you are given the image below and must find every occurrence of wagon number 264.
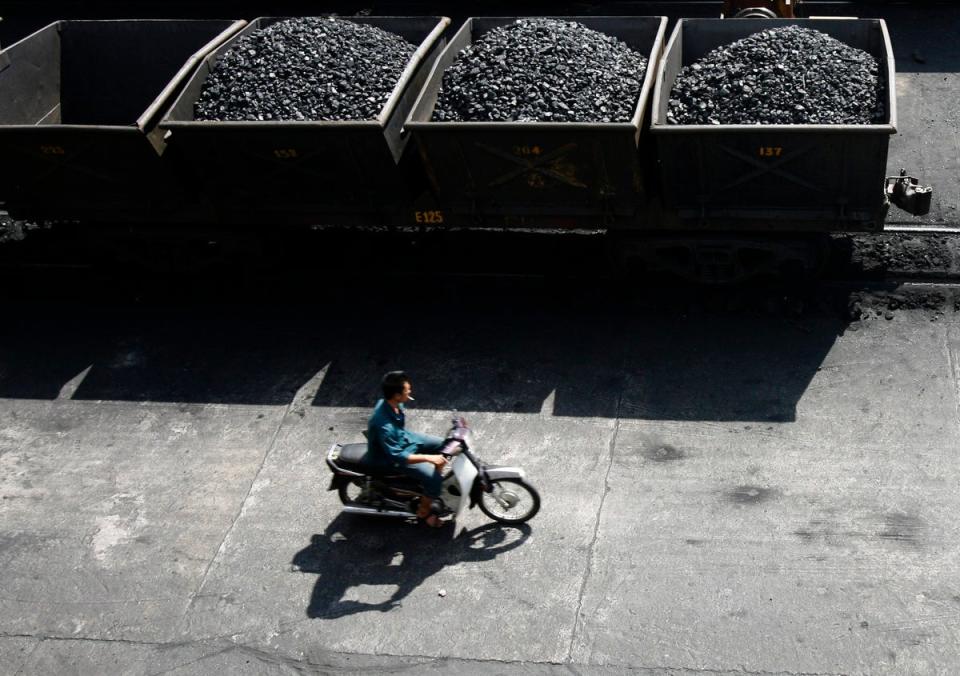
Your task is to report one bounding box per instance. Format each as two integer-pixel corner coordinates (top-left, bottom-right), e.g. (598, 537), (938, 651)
(759, 146), (783, 158)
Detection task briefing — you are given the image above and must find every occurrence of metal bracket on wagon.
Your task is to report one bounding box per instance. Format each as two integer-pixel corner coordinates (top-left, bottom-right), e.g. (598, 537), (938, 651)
(886, 169), (933, 217)
(721, 0), (801, 19)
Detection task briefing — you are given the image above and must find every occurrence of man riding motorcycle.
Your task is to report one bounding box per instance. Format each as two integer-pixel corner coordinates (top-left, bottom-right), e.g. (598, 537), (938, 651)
(364, 371), (448, 527)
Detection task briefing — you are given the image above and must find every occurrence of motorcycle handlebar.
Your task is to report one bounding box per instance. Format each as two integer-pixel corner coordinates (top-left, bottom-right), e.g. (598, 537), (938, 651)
(440, 440), (462, 456)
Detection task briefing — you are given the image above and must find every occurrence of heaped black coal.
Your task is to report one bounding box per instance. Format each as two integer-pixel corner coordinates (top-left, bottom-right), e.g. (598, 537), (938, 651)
(432, 18), (648, 123)
(667, 25), (885, 125)
(194, 17), (416, 121)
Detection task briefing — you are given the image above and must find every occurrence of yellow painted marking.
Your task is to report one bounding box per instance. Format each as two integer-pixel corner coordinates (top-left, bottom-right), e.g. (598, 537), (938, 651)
(513, 145), (543, 157)
(414, 210), (444, 225)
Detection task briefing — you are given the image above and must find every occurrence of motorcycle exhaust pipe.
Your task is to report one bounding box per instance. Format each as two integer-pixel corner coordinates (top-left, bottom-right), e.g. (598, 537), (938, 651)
(342, 505), (413, 519)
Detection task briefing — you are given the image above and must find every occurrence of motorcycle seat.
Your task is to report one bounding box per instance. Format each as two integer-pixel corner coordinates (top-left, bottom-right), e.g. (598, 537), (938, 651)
(336, 443), (406, 478)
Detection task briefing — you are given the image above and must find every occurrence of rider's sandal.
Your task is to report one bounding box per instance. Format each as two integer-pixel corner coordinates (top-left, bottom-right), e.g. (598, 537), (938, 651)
(423, 514), (446, 528)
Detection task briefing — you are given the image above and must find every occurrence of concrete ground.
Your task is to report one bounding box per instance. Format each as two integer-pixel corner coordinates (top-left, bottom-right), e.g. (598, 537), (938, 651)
(1, 283), (959, 675)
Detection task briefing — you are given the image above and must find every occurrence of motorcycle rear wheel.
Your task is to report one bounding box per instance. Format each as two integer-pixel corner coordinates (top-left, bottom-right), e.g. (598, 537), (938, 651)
(478, 478), (540, 524)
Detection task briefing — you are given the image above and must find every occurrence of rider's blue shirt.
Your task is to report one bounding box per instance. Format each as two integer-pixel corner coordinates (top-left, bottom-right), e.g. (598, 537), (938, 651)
(365, 399), (417, 468)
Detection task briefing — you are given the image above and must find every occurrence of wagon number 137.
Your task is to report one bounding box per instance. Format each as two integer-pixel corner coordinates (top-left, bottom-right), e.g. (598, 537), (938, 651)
(759, 146), (783, 158)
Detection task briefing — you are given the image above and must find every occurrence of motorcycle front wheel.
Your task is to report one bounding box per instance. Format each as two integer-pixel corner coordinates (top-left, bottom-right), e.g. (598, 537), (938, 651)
(478, 478), (540, 524)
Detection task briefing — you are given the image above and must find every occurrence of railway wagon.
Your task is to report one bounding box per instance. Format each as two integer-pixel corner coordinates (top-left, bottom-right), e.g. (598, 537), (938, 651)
(0, 19), (246, 223)
(159, 16), (449, 226)
(405, 16), (667, 226)
(651, 18), (896, 232)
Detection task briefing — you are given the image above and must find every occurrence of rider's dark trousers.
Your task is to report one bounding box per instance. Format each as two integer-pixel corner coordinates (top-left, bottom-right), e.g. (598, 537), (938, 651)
(402, 432), (444, 498)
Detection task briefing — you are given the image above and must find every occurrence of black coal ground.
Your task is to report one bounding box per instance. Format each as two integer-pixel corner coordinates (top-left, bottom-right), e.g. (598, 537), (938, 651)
(847, 289), (952, 323)
(839, 233), (955, 274)
(834, 233), (958, 323)
(194, 17), (415, 122)
(0, 207), (957, 323)
(432, 19), (648, 122)
(668, 25), (884, 125)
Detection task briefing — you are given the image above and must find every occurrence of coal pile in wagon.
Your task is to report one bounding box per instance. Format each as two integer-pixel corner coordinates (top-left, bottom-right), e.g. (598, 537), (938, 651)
(432, 18), (649, 123)
(667, 25), (885, 125)
(194, 17), (416, 122)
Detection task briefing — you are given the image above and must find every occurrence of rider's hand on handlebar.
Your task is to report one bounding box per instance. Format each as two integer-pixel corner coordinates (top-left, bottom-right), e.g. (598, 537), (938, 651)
(429, 455), (447, 469)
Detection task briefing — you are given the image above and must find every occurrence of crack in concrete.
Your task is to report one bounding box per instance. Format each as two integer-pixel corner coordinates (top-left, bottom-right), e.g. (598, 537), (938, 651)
(180, 364), (330, 620)
(228, 644), (431, 675)
(0, 633), (167, 646)
(0, 596), (177, 606)
(11, 637), (42, 676)
(946, 330), (960, 435)
(564, 387), (623, 663)
(166, 639), (848, 676)
(145, 645), (239, 676)
(236, 645), (847, 676)
(0, 632), (848, 676)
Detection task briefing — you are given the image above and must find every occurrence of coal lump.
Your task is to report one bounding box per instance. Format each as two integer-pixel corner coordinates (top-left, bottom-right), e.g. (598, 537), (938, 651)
(667, 25), (885, 125)
(195, 17), (416, 122)
(432, 19), (649, 123)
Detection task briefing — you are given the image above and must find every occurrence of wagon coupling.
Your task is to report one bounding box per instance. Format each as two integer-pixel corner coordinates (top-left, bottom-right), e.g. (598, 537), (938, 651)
(886, 169), (933, 217)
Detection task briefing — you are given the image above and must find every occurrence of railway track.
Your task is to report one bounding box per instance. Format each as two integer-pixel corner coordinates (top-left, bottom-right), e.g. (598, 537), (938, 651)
(843, 226), (960, 281)
(3, 214), (960, 284)
(884, 225), (960, 235)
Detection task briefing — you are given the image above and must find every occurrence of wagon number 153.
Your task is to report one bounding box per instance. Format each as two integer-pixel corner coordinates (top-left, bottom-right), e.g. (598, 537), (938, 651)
(759, 146), (783, 158)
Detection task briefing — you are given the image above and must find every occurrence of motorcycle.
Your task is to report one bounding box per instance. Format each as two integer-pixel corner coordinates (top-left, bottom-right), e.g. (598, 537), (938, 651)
(326, 416), (540, 527)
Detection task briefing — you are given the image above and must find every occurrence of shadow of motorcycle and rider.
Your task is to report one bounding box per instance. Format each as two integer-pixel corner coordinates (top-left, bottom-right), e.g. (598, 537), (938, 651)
(291, 513), (532, 619)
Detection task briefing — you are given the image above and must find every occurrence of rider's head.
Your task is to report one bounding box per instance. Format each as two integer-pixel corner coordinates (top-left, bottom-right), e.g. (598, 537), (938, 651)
(381, 371), (412, 403)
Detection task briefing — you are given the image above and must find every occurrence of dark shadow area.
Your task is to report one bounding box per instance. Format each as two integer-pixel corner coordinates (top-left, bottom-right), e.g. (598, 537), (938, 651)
(309, 309), (627, 418)
(0, 285), (848, 422)
(0, 309), (335, 405)
(70, 315), (335, 405)
(0, 229), (851, 421)
(615, 314), (843, 422)
(291, 514), (531, 618)
(308, 304), (845, 422)
(0, 311), (110, 401)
